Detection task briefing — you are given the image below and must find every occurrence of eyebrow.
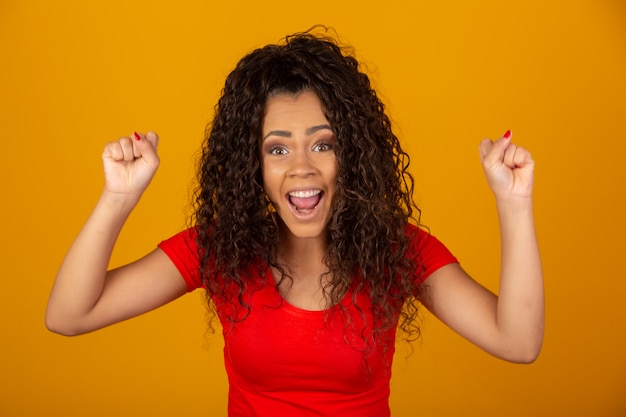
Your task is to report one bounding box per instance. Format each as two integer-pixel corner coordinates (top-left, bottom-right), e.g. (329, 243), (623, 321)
(262, 124), (333, 142)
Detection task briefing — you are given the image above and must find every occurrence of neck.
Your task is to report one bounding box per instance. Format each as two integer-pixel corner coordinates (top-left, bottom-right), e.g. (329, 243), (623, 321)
(277, 225), (328, 268)
(273, 223), (333, 310)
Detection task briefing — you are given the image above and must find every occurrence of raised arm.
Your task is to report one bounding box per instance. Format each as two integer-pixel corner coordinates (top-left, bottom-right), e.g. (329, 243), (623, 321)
(422, 131), (544, 363)
(46, 132), (187, 336)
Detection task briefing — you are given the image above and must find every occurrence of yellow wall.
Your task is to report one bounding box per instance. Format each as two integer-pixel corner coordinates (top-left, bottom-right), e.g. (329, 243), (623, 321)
(1, 1), (625, 415)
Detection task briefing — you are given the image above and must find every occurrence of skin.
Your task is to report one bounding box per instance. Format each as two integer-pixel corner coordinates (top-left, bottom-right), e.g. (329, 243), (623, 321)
(46, 92), (543, 363)
(260, 92), (338, 310)
(424, 136), (544, 363)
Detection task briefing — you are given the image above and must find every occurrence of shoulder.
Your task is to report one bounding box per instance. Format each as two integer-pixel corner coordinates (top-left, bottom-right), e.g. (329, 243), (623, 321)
(158, 227), (202, 291)
(404, 223), (459, 281)
(158, 227), (198, 265)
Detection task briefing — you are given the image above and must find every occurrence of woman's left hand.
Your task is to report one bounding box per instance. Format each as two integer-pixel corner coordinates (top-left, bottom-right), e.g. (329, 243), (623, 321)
(479, 131), (535, 200)
(422, 130), (543, 364)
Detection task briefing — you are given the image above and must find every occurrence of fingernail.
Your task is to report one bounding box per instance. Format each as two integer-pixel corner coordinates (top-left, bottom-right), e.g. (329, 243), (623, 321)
(503, 130), (512, 140)
(133, 132), (141, 141)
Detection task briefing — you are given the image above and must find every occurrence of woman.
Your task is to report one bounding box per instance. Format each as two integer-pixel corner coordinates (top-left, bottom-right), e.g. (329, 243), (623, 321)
(46, 30), (543, 416)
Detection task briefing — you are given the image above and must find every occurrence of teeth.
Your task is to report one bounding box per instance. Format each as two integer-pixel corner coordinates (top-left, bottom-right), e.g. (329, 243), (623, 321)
(289, 190), (321, 198)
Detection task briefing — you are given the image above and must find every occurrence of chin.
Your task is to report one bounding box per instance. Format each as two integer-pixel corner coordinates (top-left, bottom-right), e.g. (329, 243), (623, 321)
(286, 225), (328, 240)
(278, 218), (330, 241)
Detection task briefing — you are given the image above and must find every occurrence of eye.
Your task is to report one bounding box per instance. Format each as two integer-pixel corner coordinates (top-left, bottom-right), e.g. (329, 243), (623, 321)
(268, 145), (288, 156)
(313, 142), (333, 152)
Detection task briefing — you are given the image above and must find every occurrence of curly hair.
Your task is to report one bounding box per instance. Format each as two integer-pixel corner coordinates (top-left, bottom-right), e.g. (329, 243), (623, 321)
(193, 28), (424, 347)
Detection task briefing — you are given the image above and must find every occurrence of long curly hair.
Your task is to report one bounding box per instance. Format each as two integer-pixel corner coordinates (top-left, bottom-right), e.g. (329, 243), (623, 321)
(193, 28), (424, 345)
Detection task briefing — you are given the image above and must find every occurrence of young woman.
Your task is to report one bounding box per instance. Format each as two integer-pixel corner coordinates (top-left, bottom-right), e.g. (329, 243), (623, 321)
(46, 30), (543, 416)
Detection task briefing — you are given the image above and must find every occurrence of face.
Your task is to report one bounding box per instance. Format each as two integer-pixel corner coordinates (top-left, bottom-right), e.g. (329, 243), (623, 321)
(261, 91), (338, 241)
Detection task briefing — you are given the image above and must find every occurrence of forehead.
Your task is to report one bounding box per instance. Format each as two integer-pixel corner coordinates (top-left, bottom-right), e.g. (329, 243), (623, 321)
(262, 91), (329, 130)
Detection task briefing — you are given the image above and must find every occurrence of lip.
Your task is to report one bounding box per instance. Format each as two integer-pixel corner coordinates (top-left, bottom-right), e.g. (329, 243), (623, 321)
(285, 188), (324, 219)
(287, 188), (322, 198)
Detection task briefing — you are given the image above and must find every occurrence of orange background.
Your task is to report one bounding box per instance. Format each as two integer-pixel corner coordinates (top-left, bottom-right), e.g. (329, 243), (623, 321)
(1, 1), (625, 416)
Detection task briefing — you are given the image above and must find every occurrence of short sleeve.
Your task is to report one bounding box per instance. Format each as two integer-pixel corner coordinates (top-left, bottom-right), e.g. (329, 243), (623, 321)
(406, 224), (458, 283)
(158, 227), (204, 292)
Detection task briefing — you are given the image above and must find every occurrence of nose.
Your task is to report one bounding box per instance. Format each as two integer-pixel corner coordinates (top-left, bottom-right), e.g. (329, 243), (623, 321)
(287, 149), (315, 178)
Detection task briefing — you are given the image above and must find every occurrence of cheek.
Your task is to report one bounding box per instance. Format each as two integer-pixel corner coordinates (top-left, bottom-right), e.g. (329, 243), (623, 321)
(326, 159), (339, 185)
(261, 166), (281, 199)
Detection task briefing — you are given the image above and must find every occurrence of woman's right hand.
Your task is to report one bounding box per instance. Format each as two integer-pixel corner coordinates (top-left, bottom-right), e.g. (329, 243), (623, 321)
(46, 130), (188, 336)
(102, 131), (160, 200)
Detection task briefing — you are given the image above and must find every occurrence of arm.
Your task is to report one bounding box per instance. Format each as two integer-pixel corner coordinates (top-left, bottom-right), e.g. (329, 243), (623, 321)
(422, 131), (544, 363)
(46, 132), (188, 336)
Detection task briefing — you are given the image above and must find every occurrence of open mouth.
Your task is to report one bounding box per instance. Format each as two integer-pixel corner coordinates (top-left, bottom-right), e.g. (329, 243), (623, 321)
(287, 189), (323, 215)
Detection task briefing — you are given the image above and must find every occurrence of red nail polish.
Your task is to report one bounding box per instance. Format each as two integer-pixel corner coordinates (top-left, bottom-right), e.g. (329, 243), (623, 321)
(503, 130), (512, 140)
(133, 132), (141, 141)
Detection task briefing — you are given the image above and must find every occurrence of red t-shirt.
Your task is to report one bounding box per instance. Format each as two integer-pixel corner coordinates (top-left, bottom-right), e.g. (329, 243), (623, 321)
(158, 224), (457, 417)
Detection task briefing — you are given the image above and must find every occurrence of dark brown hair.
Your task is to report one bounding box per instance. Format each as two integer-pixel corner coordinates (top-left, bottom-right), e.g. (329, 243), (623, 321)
(193, 28), (424, 345)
